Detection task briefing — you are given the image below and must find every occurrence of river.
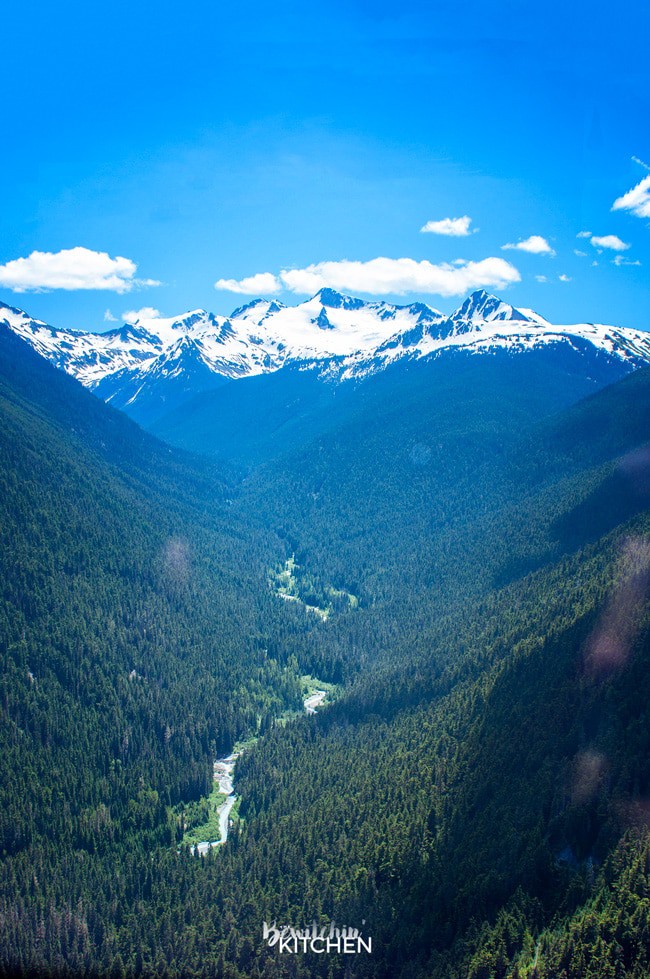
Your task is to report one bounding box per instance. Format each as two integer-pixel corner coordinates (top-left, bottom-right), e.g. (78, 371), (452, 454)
(193, 752), (238, 856)
(193, 689), (327, 854)
(304, 689), (326, 714)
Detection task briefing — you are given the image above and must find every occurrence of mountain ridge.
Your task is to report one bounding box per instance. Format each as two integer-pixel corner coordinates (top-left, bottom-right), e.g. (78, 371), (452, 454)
(3, 289), (650, 426)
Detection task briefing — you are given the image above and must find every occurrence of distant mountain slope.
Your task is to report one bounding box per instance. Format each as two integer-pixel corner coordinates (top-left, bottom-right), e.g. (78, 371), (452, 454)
(153, 335), (643, 466)
(3, 289), (650, 427)
(0, 323), (217, 496)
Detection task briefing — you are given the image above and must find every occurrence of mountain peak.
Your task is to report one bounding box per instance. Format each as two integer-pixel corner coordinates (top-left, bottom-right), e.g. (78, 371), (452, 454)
(407, 301), (445, 323)
(451, 290), (530, 325)
(230, 298), (286, 320)
(5, 293), (650, 427)
(313, 288), (365, 311)
(113, 322), (163, 345)
(174, 309), (211, 328)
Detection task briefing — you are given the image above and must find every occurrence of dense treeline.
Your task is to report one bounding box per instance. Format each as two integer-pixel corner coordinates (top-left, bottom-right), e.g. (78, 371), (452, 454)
(0, 333), (309, 971)
(3, 328), (650, 976)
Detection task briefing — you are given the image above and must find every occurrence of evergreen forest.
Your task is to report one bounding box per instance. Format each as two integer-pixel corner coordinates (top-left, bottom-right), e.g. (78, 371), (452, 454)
(2, 325), (650, 977)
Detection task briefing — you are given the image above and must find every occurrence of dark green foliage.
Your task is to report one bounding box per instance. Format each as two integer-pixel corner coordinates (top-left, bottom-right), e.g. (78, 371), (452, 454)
(3, 327), (650, 976)
(152, 343), (617, 465)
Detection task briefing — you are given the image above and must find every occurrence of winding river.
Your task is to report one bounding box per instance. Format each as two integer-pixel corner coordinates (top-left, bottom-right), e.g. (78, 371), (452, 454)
(193, 753), (238, 856)
(193, 689), (327, 854)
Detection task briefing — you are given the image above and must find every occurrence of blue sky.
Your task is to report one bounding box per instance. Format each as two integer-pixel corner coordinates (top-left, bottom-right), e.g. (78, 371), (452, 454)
(2, 0), (649, 331)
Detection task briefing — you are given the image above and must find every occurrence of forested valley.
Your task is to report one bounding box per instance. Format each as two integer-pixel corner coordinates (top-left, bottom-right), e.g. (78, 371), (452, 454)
(2, 325), (650, 977)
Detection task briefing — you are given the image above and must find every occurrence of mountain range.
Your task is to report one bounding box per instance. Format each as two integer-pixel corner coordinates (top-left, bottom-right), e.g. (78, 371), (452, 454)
(3, 288), (650, 430)
(3, 284), (650, 976)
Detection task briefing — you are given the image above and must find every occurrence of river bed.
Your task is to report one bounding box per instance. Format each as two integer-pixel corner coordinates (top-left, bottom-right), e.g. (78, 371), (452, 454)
(193, 752), (238, 855)
(304, 689), (327, 714)
(193, 689), (327, 854)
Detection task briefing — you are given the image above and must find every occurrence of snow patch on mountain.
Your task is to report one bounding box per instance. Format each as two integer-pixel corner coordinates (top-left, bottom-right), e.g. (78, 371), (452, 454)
(2, 289), (650, 416)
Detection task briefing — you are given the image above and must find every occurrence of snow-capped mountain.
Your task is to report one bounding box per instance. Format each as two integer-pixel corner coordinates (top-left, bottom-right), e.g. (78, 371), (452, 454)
(2, 289), (650, 425)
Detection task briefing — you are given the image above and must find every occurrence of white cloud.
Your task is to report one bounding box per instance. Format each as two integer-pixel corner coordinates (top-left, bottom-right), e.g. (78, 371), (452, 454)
(420, 216), (474, 236)
(612, 175), (650, 219)
(122, 307), (162, 323)
(590, 234), (630, 251)
(501, 235), (555, 256)
(535, 275), (548, 283)
(577, 230), (592, 239)
(0, 247), (159, 293)
(278, 256), (520, 296)
(559, 274), (572, 282)
(574, 249), (588, 257)
(103, 309), (117, 322)
(215, 255), (521, 298)
(215, 271), (282, 294)
(612, 255), (641, 267)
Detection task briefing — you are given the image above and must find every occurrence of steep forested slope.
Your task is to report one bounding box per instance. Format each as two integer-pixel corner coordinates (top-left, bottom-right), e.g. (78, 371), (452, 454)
(3, 326), (650, 977)
(0, 328), (311, 972)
